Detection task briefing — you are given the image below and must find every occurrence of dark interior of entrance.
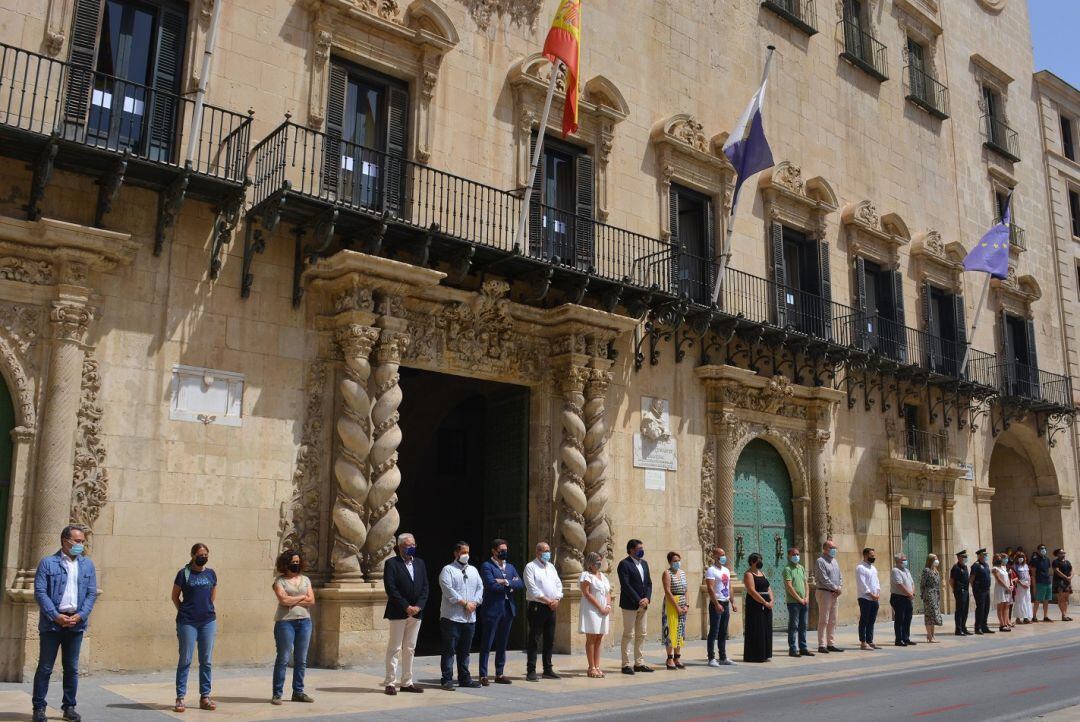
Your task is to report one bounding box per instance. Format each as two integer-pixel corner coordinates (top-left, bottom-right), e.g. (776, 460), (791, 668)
(396, 368), (529, 655)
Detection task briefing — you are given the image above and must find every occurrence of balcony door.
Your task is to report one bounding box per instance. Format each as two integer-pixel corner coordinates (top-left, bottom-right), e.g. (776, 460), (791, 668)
(907, 37), (926, 100)
(671, 185), (714, 305)
(855, 258), (904, 361)
(528, 134), (594, 269)
(1001, 312), (1037, 397)
(83, 0), (186, 161)
(924, 284), (965, 376)
(843, 0), (867, 60)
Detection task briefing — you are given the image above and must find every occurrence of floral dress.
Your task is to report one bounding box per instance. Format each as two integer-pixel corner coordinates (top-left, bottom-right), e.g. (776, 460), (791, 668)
(661, 569), (687, 648)
(920, 568), (943, 626)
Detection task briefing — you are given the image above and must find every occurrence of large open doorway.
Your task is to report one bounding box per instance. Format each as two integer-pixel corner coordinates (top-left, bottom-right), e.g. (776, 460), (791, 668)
(396, 368), (530, 655)
(989, 431), (1062, 551)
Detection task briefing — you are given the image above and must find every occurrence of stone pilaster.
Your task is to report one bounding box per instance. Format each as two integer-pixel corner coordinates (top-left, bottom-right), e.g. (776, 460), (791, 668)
(330, 323), (379, 584)
(582, 363), (613, 570)
(714, 413), (740, 562)
(808, 428), (832, 548)
(554, 360), (590, 580)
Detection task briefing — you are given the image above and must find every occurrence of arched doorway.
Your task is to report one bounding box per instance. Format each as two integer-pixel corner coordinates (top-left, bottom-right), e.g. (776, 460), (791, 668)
(988, 430), (1062, 551)
(0, 377), (13, 597)
(734, 439), (795, 628)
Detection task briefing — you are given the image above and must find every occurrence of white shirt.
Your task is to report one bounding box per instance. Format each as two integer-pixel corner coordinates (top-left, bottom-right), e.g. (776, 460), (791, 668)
(403, 557), (415, 580)
(890, 566), (914, 596)
(524, 559), (564, 603)
(59, 554), (79, 613)
(704, 564), (732, 602)
(439, 561), (484, 623)
(855, 561), (880, 600)
(633, 558), (645, 582)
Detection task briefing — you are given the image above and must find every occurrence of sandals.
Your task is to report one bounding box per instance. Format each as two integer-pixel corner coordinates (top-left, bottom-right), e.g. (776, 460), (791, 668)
(587, 667), (602, 678)
(1064, 616), (1074, 622)
(665, 655), (676, 670)
(199, 696), (216, 711)
(174, 698), (185, 713)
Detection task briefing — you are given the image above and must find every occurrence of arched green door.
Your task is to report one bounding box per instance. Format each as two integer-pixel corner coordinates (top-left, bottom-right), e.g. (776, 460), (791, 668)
(734, 439), (795, 629)
(0, 378), (14, 600)
(902, 509), (933, 614)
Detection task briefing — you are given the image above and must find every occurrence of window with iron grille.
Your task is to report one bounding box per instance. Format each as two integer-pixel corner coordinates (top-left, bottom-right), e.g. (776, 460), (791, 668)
(670, 185), (714, 305)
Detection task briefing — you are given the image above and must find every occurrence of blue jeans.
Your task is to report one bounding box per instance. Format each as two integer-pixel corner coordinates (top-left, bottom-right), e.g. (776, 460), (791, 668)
(440, 618), (476, 685)
(479, 604), (514, 678)
(176, 619), (217, 698)
(786, 602), (808, 652)
(706, 600), (730, 660)
(858, 597), (879, 643)
(33, 628), (84, 711)
(273, 618), (312, 698)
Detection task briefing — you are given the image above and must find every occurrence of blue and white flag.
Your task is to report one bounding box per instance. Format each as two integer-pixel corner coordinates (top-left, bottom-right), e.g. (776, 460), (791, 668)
(723, 73), (774, 205)
(963, 194), (1010, 280)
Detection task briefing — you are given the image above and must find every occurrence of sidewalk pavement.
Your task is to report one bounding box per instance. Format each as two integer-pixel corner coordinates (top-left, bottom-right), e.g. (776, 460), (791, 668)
(3, 608), (1078, 721)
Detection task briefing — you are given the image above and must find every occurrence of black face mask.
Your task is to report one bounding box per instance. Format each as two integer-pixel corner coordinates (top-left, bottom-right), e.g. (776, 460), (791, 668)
(497, 550), (508, 560)
(754, 560), (764, 570)
(288, 562), (301, 573)
(868, 556), (876, 564)
(194, 555), (208, 567)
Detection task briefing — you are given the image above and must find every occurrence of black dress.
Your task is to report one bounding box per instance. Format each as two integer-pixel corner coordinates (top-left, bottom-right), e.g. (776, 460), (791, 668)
(743, 572), (773, 662)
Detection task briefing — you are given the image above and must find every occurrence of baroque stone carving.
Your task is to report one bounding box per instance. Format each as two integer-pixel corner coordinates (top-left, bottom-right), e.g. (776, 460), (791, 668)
(640, 396), (672, 442)
(457, 0), (543, 30)
(45, 31), (64, 56)
(0, 256), (55, 285)
(70, 352), (108, 538)
(697, 437), (717, 561)
(50, 302), (94, 345)
(714, 376), (805, 419)
(359, 0), (400, 20)
(281, 359), (329, 567)
(0, 302), (44, 427)
(314, 30), (332, 63)
(671, 115), (710, 154)
(774, 162), (804, 193)
(556, 364), (590, 578)
(583, 367), (613, 571)
(854, 201), (880, 229)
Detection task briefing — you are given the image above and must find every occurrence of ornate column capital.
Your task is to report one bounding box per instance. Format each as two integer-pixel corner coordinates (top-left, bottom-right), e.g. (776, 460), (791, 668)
(373, 329), (410, 365)
(807, 428), (831, 453)
(555, 363), (590, 397)
(49, 301), (95, 345)
(583, 366), (611, 399)
(335, 323), (379, 359)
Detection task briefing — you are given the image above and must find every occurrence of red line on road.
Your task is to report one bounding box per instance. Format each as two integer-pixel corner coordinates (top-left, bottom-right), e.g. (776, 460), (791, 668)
(800, 691), (860, 704)
(1009, 685), (1050, 696)
(983, 663), (1021, 672)
(677, 711), (745, 722)
(907, 676), (951, 686)
(915, 704), (970, 717)
(1046, 654), (1072, 661)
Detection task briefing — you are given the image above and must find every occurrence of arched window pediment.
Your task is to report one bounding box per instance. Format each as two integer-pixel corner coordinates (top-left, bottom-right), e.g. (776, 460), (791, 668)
(841, 201), (909, 267)
(759, 162), (837, 237)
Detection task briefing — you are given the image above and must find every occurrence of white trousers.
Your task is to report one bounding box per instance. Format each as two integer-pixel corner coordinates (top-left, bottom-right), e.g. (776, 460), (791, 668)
(383, 616), (422, 687)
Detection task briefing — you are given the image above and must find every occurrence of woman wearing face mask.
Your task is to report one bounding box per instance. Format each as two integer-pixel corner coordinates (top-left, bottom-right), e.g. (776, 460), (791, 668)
(171, 543), (217, 713)
(661, 552), (689, 670)
(742, 553), (773, 663)
(578, 552), (611, 678)
(991, 554), (1014, 631)
(1013, 552), (1033, 624)
(920, 554), (943, 643)
(271, 550), (316, 705)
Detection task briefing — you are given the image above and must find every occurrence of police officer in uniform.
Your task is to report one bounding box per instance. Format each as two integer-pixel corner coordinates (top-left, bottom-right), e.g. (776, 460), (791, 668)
(970, 548), (995, 635)
(950, 550), (972, 635)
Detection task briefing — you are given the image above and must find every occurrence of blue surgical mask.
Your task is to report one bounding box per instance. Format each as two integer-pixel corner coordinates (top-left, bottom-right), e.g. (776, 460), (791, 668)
(69, 543), (84, 557)
(671, 561), (680, 571)
(540, 551), (552, 563)
(828, 548), (837, 559)
(901, 559), (908, 568)
(718, 556), (727, 566)
(404, 546), (417, 557)
(790, 555), (800, 565)
(635, 549), (645, 559)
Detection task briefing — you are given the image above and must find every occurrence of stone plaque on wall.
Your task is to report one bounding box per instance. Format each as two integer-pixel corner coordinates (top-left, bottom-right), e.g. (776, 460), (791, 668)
(633, 396), (677, 470)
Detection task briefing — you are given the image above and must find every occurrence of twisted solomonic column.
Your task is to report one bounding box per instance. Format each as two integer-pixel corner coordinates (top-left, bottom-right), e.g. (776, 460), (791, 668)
(556, 364), (590, 580)
(582, 366), (613, 570)
(362, 328), (410, 579)
(330, 324), (379, 583)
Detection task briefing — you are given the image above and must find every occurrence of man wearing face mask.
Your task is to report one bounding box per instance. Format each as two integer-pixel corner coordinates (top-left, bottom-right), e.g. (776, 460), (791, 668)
(523, 541), (563, 681)
(970, 548), (994, 634)
(890, 553), (916, 646)
(1052, 549), (1073, 622)
(438, 542), (484, 691)
(950, 550), (972, 635)
(855, 548), (881, 650)
(32, 525), (98, 722)
(782, 547), (812, 658)
(617, 539), (654, 674)
(383, 533), (429, 695)
(814, 539), (844, 653)
(478, 538), (523, 685)
(704, 546), (736, 667)
(1030, 544), (1054, 622)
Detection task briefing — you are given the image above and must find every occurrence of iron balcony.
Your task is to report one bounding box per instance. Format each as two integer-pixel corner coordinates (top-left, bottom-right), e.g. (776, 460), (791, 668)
(904, 65), (950, 120)
(993, 361), (1073, 410)
(994, 216), (1027, 251)
(839, 19), (889, 82)
(983, 113), (1021, 163)
(902, 428), (949, 466)
(760, 0), (818, 35)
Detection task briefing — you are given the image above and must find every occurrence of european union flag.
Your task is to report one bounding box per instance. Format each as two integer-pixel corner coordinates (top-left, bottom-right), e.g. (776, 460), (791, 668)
(963, 195), (1011, 280)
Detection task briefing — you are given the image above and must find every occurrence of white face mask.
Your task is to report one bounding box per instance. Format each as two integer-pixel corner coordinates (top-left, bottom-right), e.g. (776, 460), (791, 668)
(932, 559), (940, 567)
(458, 554), (470, 565)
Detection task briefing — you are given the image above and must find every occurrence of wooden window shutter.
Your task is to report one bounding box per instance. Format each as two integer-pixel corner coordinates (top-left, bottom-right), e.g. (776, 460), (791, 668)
(953, 293), (967, 351)
(704, 196), (716, 297)
(770, 221), (786, 327)
(891, 269), (906, 362)
(147, 5), (187, 163)
(527, 132), (543, 256)
(669, 188), (681, 294)
(384, 84), (409, 216)
(818, 241), (833, 339)
(321, 61), (347, 198)
(1000, 310), (1013, 390)
(573, 151), (595, 269)
(1024, 317), (1038, 371)
(922, 281), (937, 370)
(853, 256), (867, 349)
(64, 0), (104, 128)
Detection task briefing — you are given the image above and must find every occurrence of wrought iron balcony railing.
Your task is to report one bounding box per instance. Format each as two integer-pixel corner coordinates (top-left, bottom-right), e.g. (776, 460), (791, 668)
(248, 120), (674, 290)
(839, 19), (888, 81)
(994, 216), (1026, 250)
(761, 0), (818, 35)
(994, 361), (1073, 408)
(904, 65), (949, 119)
(902, 428), (948, 466)
(0, 41), (252, 183)
(983, 114), (1021, 162)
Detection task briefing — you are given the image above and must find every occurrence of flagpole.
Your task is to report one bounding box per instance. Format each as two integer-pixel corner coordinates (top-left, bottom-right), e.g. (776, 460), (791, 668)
(514, 61), (562, 253)
(958, 272), (991, 378)
(711, 45), (776, 306)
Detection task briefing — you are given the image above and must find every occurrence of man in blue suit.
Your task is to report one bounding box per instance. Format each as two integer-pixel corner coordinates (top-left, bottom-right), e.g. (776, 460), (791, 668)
(478, 538), (524, 685)
(32, 525), (98, 722)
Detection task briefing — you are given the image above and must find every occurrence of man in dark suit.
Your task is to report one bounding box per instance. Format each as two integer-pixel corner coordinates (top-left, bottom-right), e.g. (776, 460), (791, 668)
(383, 532), (428, 695)
(478, 538), (524, 685)
(617, 538), (654, 674)
(970, 548), (994, 635)
(950, 550), (972, 635)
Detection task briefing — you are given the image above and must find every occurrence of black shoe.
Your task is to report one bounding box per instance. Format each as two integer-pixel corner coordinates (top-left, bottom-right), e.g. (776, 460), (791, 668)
(400, 685), (424, 693)
(983, 629), (996, 634)
(440, 682), (456, 691)
(460, 680), (482, 688)
(32, 710), (47, 722)
(634, 665), (654, 672)
(526, 671), (540, 682)
(800, 649), (815, 657)
(905, 640), (917, 646)
(479, 676), (490, 687)
(964, 630), (974, 635)
(955, 631), (965, 636)
(789, 650), (800, 657)
(622, 666), (635, 675)
(895, 641), (907, 647)
(818, 647), (829, 653)
(826, 646), (845, 652)
(542, 670), (561, 680)
(292, 692), (315, 702)
(62, 707), (82, 722)
(974, 630), (984, 635)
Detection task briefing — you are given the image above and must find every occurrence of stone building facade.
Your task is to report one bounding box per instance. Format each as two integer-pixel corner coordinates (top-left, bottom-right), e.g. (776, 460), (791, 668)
(0, 0), (1076, 677)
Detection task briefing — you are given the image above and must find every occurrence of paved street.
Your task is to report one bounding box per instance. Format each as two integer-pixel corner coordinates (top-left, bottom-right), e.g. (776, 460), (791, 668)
(2, 607), (1078, 721)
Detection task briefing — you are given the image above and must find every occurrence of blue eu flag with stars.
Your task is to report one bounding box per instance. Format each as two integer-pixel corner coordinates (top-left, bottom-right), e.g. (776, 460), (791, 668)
(963, 195), (1011, 280)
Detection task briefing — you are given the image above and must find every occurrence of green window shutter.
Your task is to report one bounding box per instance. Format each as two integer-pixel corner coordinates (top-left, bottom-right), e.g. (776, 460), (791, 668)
(384, 84), (409, 216)
(64, 0), (104, 127)
(321, 61), (347, 198)
(573, 151), (594, 270)
(853, 256), (867, 349)
(770, 222), (786, 327)
(147, 5), (187, 163)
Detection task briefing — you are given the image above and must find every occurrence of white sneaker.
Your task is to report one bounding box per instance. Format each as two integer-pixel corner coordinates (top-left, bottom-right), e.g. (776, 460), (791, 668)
(707, 659), (720, 668)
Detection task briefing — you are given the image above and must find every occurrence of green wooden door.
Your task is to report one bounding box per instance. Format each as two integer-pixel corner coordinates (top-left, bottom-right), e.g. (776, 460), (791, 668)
(734, 439), (795, 629)
(0, 378), (13, 601)
(901, 508), (933, 614)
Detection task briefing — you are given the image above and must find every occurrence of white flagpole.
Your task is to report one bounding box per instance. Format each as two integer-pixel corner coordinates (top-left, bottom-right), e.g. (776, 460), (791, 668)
(513, 61), (562, 253)
(711, 45), (776, 306)
(958, 272), (991, 378)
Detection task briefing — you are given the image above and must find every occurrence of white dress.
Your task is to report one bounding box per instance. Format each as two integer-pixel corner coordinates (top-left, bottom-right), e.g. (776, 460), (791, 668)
(579, 571), (611, 634)
(1013, 564), (1034, 620)
(992, 567), (1012, 605)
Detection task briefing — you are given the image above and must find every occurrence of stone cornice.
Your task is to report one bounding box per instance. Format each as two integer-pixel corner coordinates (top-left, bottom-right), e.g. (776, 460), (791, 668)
(0, 217), (139, 273)
(972, 485), (996, 503)
(1033, 493), (1074, 509)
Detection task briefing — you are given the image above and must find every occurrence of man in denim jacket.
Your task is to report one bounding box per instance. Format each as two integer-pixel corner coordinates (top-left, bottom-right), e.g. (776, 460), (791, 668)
(32, 525), (98, 722)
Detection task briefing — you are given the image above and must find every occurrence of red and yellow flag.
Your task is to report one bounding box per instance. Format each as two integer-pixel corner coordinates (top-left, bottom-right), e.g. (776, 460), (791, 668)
(542, 0), (581, 137)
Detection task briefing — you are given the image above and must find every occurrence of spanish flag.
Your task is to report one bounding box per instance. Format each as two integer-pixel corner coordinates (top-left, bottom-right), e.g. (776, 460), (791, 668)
(542, 0), (581, 137)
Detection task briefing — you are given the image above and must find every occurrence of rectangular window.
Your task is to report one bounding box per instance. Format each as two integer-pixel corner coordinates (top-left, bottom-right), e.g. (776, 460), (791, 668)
(1062, 114), (1076, 161)
(906, 38), (928, 102)
(779, 227), (825, 334)
(528, 134), (594, 269)
(1070, 189), (1080, 239)
(671, 185), (714, 304)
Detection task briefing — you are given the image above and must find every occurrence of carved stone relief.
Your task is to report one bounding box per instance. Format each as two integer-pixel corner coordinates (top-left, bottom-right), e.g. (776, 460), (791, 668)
(70, 351), (108, 539)
(456, 0), (543, 30)
(697, 437), (717, 561)
(280, 359), (329, 567)
(0, 302), (44, 427)
(0, 257), (55, 285)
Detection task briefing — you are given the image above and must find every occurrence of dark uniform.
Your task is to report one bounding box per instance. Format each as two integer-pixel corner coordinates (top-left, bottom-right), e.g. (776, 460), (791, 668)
(970, 549), (994, 634)
(950, 552), (971, 635)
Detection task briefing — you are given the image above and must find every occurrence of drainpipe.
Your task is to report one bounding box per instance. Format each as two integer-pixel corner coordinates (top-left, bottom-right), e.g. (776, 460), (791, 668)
(186, 0), (224, 166)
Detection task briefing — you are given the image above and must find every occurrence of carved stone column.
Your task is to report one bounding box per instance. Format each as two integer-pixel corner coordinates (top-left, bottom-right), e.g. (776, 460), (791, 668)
(582, 363), (613, 570)
(555, 362), (590, 580)
(29, 299), (94, 565)
(714, 412), (741, 561)
(808, 429), (831, 548)
(362, 313), (409, 580)
(330, 323), (379, 584)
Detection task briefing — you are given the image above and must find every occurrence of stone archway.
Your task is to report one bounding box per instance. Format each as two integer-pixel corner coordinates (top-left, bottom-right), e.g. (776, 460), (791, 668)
(987, 426), (1067, 550)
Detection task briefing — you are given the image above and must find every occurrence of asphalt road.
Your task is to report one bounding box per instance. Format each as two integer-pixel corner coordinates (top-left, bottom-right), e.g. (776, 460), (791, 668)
(558, 639), (1080, 722)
